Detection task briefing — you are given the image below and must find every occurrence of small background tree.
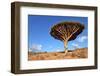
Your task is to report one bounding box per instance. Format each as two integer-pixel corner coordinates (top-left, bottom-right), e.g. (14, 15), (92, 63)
(50, 21), (84, 54)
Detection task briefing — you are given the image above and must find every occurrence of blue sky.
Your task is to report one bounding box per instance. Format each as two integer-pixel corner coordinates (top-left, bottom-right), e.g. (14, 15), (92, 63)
(28, 15), (88, 52)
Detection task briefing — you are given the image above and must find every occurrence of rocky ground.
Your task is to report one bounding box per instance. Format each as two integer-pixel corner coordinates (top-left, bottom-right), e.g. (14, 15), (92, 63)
(28, 48), (88, 60)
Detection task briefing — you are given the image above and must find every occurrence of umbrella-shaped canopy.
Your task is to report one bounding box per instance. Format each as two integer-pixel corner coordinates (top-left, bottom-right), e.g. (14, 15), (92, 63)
(50, 21), (84, 41)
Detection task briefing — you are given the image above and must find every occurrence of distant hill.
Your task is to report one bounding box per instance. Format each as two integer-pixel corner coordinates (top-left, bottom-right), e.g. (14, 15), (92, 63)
(28, 48), (88, 60)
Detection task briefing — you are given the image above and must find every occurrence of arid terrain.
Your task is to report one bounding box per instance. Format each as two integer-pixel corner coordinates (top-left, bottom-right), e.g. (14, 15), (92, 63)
(28, 48), (88, 60)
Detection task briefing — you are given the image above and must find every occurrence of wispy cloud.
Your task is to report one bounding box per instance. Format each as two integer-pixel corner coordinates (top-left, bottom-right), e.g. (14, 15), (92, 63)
(31, 44), (42, 50)
(29, 48), (32, 52)
(29, 44), (42, 52)
(77, 36), (87, 42)
(72, 43), (79, 48)
(55, 49), (62, 52)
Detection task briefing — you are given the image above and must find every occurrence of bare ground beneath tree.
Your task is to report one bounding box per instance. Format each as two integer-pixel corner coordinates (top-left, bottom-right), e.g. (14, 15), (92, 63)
(28, 48), (88, 60)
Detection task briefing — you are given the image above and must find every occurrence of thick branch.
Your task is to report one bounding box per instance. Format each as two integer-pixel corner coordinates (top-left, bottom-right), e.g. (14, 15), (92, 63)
(67, 28), (79, 40)
(55, 29), (65, 40)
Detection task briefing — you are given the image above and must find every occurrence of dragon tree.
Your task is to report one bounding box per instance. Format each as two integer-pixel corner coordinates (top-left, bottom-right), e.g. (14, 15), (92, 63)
(50, 21), (84, 54)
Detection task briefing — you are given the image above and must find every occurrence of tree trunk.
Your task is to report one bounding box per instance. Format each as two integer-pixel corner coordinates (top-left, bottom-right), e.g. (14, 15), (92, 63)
(64, 40), (68, 54)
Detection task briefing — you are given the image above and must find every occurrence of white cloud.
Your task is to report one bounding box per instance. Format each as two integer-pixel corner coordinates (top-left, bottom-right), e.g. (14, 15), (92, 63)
(78, 36), (87, 42)
(29, 48), (32, 52)
(72, 43), (79, 48)
(29, 44), (42, 52)
(55, 49), (61, 52)
(31, 44), (42, 50)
